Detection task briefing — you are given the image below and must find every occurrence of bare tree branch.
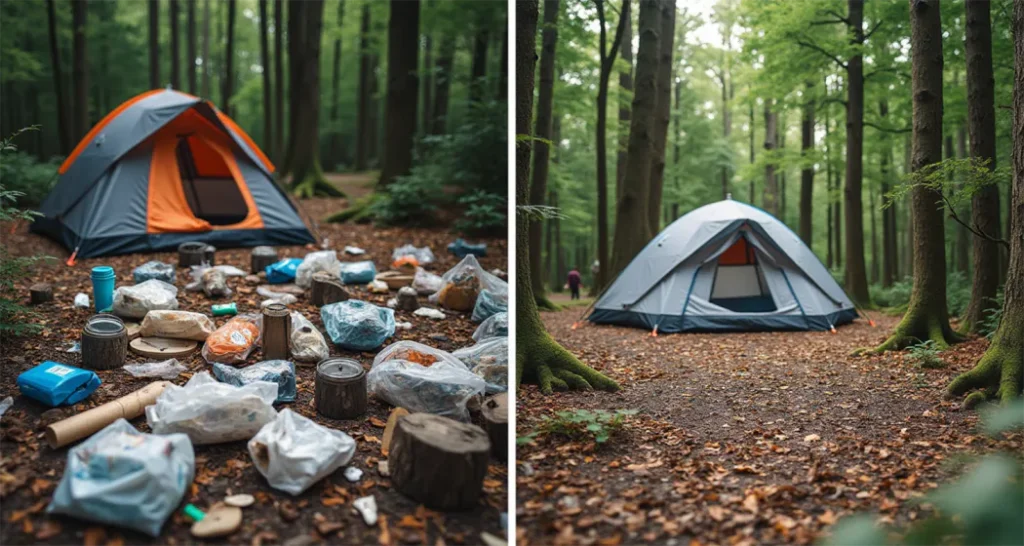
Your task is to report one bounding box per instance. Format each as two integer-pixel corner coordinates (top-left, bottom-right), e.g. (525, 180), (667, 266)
(795, 39), (848, 69)
(863, 20), (883, 41)
(865, 66), (909, 81)
(824, 9), (849, 24)
(940, 192), (1010, 249)
(864, 121), (911, 134)
(810, 18), (846, 26)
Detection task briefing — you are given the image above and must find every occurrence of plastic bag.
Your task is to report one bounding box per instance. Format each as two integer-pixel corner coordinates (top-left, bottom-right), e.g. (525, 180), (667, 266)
(123, 359), (187, 379)
(266, 258), (303, 284)
(471, 289), (508, 323)
(392, 244), (435, 265)
(290, 312), (329, 363)
(295, 250), (340, 289)
(146, 371), (277, 445)
(447, 238), (487, 258)
(139, 310), (215, 341)
(202, 314), (261, 364)
(414, 307), (446, 320)
(340, 261), (377, 285)
(321, 300), (395, 351)
(472, 311), (508, 341)
(186, 265), (232, 297)
(132, 261), (175, 284)
(257, 285), (299, 303)
(112, 280), (178, 319)
(74, 293), (90, 308)
(248, 409), (356, 496)
(213, 360), (296, 403)
(431, 255), (507, 312)
(47, 419), (194, 537)
(412, 268), (443, 295)
(452, 338), (508, 394)
(213, 265), (247, 277)
(367, 341), (485, 421)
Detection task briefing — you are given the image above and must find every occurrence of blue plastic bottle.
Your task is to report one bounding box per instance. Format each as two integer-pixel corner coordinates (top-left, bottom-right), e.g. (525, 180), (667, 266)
(90, 266), (116, 312)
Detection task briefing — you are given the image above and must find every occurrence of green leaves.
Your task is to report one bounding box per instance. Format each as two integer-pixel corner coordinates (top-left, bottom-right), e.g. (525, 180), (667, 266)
(528, 408), (638, 445)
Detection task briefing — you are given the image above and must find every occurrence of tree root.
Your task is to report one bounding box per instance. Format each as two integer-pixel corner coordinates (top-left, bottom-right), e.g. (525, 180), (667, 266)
(947, 339), (1023, 407)
(291, 175), (345, 199)
(535, 295), (561, 312)
(325, 194), (381, 224)
(520, 331), (619, 395)
(861, 315), (966, 355)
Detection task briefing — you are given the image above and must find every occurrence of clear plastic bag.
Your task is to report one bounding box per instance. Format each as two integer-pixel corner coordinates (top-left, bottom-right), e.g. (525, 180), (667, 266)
(213, 265), (247, 277)
(257, 285), (299, 304)
(202, 314), (261, 364)
(47, 419), (194, 537)
(367, 341), (485, 421)
(145, 371), (277, 445)
(139, 310), (216, 341)
(123, 358), (187, 380)
(339, 261), (377, 284)
(112, 280), (178, 319)
(295, 250), (340, 289)
(472, 311), (508, 341)
(412, 267), (443, 295)
(452, 338), (508, 394)
(430, 254), (507, 312)
(290, 312), (329, 363)
(186, 265), (232, 297)
(392, 245), (435, 265)
(213, 360), (296, 403)
(248, 409), (356, 496)
(74, 293), (90, 308)
(471, 289), (508, 323)
(321, 300), (395, 351)
(132, 261), (175, 284)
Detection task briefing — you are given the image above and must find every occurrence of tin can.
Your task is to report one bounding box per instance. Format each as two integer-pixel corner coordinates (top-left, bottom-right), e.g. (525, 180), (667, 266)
(211, 303), (237, 316)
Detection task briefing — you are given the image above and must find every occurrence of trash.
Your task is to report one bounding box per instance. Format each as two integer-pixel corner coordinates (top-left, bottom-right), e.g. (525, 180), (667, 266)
(392, 256), (419, 270)
(321, 300), (396, 351)
(344, 246), (366, 255)
(146, 372), (278, 445)
(224, 494), (255, 508)
(133, 261), (176, 284)
(212, 302), (238, 316)
(414, 307), (446, 320)
(202, 314), (262, 364)
(353, 496), (378, 526)
(396, 287), (418, 311)
(447, 238), (487, 258)
(473, 312), (508, 341)
(266, 258), (303, 284)
(191, 505), (242, 538)
(412, 267), (443, 295)
(213, 360), (297, 403)
(139, 310), (216, 340)
(432, 255), (507, 312)
(183, 504), (205, 522)
(213, 265), (247, 277)
(251, 246), (279, 274)
(47, 418), (194, 537)
(248, 408), (356, 495)
(123, 359), (187, 380)
(386, 298), (398, 308)
(376, 270), (414, 290)
(367, 341), (486, 421)
(396, 321), (413, 330)
(74, 293), (90, 308)
(471, 289), (508, 323)
(112, 279), (179, 319)
(187, 265), (232, 298)
(340, 261), (377, 285)
(491, 268), (508, 280)
(45, 381), (170, 449)
(257, 285), (299, 305)
(289, 312), (329, 363)
(17, 361), (101, 407)
(392, 244), (435, 265)
(91, 266), (116, 312)
(295, 250), (341, 289)
(315, 358), (367, 419)
(453, 338), (509, 394)
(377, 460), (390, 477)
(368, 280), (389, 293)
(66, 341), (81, 353)
(131, 336), (199, 359)
(0, 396), (12, 419)
(344, 467), (363, 482)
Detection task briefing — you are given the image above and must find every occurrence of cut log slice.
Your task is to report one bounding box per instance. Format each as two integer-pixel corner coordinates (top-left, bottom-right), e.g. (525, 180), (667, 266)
(124, 321), (141, 340)
(30, 283), (53, 305)
(311, 271), (349, 307)
(481, 393), (508, 461)
(250, 246), (278, 274)
(178, 242), (207, 268)
(381, 407), (410, 456)
(130, 337), (199, 359)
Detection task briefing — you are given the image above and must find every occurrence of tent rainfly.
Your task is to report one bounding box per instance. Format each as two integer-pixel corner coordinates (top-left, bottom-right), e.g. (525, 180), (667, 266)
(32, 89), (314, 259)
(589, 198), (857, 332)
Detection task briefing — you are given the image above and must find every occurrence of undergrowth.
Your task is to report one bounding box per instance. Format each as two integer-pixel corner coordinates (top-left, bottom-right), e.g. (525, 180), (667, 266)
(518, 409), (637, 446)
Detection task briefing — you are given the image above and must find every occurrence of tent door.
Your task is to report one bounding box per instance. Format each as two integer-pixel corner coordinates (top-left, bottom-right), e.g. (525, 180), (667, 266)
(708, 236), (777, 313)
(176, 136), (249, 226)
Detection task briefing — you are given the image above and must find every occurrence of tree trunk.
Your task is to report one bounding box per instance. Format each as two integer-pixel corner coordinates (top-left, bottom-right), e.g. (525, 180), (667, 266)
(498, 26), (508, 100)
(329, 0), (345, 168)
(647, 0), (675, 237)
(616, 3), (633, 201)
(367, 50), (380, 165)
(956, 126), (970, 273)
(170, 0), (181, 89)
(834, 170), (843, 267)
(259, 0), (273, 156)
(763, 101), (778, 215)
(469, 28), (488, 105)
(45, 0), (71, 155)
(880, 100), (896, 287)
(843, 0), (869, 305)
(274, 0), (284, 162)
(222, 0), (236, 115)
(378, 0), (420, 188)
(355, 4), (371, 171)
(202, 0), (211, 97)
(421, 34), (433, 135)
(150, 0), (160, 89)
(748, 95), (756, 204)
(545, 190), (555, 291)
(187, 0), (197, 94)
(799, 84), (814, 245)
(72, 0), (88, 140)
(869, 181), (879, 284)
(430, 35), (454, 135)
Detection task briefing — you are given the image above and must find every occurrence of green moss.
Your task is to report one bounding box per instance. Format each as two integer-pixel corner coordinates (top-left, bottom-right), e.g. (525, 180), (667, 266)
(534, 295), (561, 312)
(947, 310), (1023, 407)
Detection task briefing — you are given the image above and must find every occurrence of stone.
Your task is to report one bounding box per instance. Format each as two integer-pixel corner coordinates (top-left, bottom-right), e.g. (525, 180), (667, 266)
(224, 494), (255, 508)
(414, 307), (446, 320)
(344, 467), (363, 482)
(191, 506), (242, 538)
(353, 496), (377, 526)
(396, 287), (418, 312)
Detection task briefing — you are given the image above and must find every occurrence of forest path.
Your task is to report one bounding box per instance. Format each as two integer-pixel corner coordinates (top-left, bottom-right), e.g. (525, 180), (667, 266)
(516, 309), (1020, 546)
(324, 171), (378, 202)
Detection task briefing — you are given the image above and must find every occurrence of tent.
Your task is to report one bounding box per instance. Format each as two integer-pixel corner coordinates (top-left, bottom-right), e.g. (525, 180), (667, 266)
(589, 198), (857, 332)
(32, 89), (314, 259)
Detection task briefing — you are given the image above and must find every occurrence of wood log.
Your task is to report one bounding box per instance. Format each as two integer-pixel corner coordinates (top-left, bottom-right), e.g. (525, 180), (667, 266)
(315, 358), (367, 420)
(251, 246), (278, 274)
(80, 314), (128, 370)
(311, 271), (349, 307)
(178, 242), (207, 268)
(481, 392), (508, 461)
(388, 413), (491, 511)
(29, 283), (53, 305)
(261, 303), (290, 360)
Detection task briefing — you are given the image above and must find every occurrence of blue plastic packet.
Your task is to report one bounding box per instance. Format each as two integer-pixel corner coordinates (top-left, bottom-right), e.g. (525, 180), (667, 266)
(212, 360), (296, 403)
(132, 261), (176, 284)
(447, 238), (487, 258)
(471, 289), (507, 323)
(17, 361), (101, 407)
(340, 261), (377, 285)
(321, 300), (396, 351)
(265, 258), (303, 284)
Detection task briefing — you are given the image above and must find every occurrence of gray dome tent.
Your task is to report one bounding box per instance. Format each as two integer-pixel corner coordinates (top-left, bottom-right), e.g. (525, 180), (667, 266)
(589, 199), (857, 332)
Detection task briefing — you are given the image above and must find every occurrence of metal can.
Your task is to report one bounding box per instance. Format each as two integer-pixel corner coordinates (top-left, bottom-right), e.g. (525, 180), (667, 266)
(211, 302), (237, 316)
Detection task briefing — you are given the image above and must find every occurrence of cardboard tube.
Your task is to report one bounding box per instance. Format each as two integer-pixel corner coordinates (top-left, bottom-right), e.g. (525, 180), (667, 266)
(45, 381), (170, 449)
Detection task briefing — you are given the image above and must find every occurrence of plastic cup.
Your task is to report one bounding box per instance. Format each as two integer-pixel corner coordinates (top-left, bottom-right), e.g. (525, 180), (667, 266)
(90, 266), (116, 312)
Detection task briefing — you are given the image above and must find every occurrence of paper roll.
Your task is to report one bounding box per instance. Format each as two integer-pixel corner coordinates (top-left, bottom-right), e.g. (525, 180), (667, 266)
(45, 381), (171, 449)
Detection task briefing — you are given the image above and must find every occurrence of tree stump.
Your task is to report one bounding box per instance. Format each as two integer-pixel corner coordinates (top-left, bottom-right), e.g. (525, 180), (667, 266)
(80, 314), (128, 370)
(311, 271), (349, 306)
(261, 303), (291, 360)
(178, 242), (207, 268)
(388, 413), (491, 511)
(30, 283), (53, 305)
(396, 287), (419, 312)
(481, 393), (508, 461)
(251, 246), (278, 274)
(203, 245), (216, 265)
(315, 358), (367, 419)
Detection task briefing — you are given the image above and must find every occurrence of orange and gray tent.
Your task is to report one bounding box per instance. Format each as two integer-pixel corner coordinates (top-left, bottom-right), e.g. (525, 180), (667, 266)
(32, 89), (314, 258)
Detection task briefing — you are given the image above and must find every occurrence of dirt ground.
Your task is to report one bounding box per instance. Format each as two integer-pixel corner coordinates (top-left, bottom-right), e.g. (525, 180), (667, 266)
(0, 193), (508, 545)
(516, 308), (1022, 546)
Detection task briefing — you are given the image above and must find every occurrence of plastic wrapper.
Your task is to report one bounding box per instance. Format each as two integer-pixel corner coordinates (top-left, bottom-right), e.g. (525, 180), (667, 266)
(452, 338), (508, 394)
(412, 267), (443, 295)
(213, 265), (247, 277)
(145, 371), (277, 445)
(213, 360), (296, 403)
(47, 419), (195, 537)
(132, 261), (175, 284)
(367, 341), (485, 421)
(414, 307), (446, 320)
(340, 261), (377, 285)
(392, 256), (419, 270)
(290, 312), (329, 363)
(431, 254), (507, 312)
(447, 238), (487, 258)
(471, 289), (508, 323)
(321, 300), (395, 351)
(74, 293), (90, 308)
(123, 359), (187, 380)
(186, 265), (232, 297)
(295, 250), (340, 289)
(138, 310), (215, 341)
(202, 314), (261, 364)
(248, 409), (356, 495)
(266, 258), (302, 284)
(472, 311), (508, 341)
(111, 280), (178, 319)
(392, 244), (435, 265)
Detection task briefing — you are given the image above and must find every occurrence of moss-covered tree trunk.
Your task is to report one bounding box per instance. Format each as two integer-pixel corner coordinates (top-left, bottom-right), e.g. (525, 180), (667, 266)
(516, 0), (618, 395)
(529, 0), (560, 311)
(647, 0), (676, 237)
(378, 0), (420, 189)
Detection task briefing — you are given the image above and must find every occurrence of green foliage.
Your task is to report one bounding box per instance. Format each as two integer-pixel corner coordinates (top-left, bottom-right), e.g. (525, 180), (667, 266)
(868, 272), (972, 318)
(870, 278), (914, 312)
(455, 190), (506, 237)
(907, 340), (945, 370)
(0, 149), (60, 208)
(518, 409), (638, 446)
(979, 291), (1005, 340)
(368, 174), (442, 227)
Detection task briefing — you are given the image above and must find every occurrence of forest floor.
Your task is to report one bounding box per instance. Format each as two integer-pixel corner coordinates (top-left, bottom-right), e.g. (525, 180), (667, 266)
(0, 192), (508, 546)
(516, 308), (1022, 546)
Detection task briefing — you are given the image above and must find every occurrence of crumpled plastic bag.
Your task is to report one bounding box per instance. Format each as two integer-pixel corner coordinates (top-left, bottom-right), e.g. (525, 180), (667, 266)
(146, 371), (278, 445)
(412, 267), (443, 295)
(74, 293), (90, 308)
(452, 338), (508, 394)
(123, 359), (187, 380)
(139, 310), (216, 341)
(248, 409), (356, 495)
(471, 289), (508, 323)
(213, 360), (296, 403)
(213, 265), (247, 277)
(321, 300), (395, 351)
(186, 265), (232, 297)
(392, 244), (435, 265)
(430, 254), (507, 312)
(266, 258), (303, 284)
(47, 419), (195, 537)
(202, 314), (261, 364)
(290, 312), (329, 363)
(447, 238), (487, 258)
(132, 261), (175, 284)
(472, 311), (508, 341)
(112, 280), (178, 319)
(296, 250), (340, 289)
(257, 285), (299, 305)
(367, 341), (485, 421)
(340, 261), (377, 285)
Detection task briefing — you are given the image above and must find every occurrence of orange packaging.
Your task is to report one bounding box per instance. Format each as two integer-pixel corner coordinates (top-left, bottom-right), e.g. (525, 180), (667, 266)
(392, 256), (419, 269)
(202, 316), (261, 363)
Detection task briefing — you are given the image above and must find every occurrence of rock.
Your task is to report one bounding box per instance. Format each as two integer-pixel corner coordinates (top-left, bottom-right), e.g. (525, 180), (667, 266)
(353, 496), (378, 526)
(414, 307), (446, 320)
(395, 321), (413, 330)
(344, 467), (363, 482)
(396, 287), (418, 312)
(224, 494), (255, 508)
(429, 333), (449, 343)
(191, 506), (243, 538)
